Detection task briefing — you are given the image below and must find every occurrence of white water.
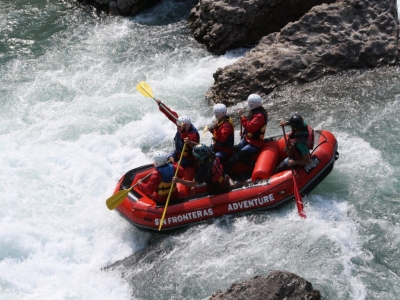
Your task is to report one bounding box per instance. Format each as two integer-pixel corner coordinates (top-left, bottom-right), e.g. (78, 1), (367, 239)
(1, 1), (400, 299)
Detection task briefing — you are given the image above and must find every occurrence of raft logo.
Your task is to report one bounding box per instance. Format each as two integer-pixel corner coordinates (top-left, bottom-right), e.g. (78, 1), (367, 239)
(155, 208), (213, 226)
(228, 194), (275, 211)
(304, 156), (320, 174)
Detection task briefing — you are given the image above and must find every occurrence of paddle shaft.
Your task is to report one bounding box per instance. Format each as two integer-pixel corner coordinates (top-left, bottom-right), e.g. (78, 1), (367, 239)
(282, 126), (306, 218)
(158, 143), (186, 231)
(130, 172), (152, 189)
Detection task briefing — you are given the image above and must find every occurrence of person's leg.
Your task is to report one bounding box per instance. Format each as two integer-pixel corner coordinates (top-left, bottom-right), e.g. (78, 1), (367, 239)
(237, 143), (259, 166)
(225, 139), (258, 173)
(215, 151), (228, 162)
(275, 157), (289, 174)
(224, 139), (246, 174)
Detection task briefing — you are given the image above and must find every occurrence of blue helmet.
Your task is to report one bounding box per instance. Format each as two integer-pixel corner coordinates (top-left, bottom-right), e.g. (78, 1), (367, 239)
(192, 144), (210, 161)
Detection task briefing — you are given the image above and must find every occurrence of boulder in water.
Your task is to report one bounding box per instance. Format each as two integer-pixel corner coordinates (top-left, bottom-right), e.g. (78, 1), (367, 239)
(209, 270), (321, 300)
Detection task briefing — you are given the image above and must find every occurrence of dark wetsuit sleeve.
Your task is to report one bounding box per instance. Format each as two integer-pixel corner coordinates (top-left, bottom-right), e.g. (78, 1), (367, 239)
(194, 163), (208, 183)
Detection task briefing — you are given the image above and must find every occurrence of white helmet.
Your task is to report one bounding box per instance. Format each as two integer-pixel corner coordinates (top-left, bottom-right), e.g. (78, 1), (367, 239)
(177, 116), (191, 126)
(247, 94), (262, 109)
(213, 103), (227, 120)
(153, 151), (168, 167)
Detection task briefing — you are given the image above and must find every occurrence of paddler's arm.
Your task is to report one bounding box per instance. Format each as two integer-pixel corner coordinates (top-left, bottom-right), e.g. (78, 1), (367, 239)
(156, 99), (178, 124)
(184, 137), (198, 148)
(172, 176), (198, 188)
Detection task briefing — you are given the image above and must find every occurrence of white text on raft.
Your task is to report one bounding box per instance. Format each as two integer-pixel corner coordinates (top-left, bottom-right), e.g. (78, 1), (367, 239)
(155, 208), (213, 226)
(228, 194), (275, 211)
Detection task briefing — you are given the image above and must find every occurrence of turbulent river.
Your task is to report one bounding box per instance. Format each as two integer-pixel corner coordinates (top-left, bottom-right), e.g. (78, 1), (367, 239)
(1, 0), (400, 299)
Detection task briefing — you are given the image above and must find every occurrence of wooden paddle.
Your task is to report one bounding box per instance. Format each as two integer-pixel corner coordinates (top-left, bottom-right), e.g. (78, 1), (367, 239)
(282, 126), (306, 218)
(158, 143), (186, 231)
(105, 172), (152, 210)
(136, 81), (180, 124)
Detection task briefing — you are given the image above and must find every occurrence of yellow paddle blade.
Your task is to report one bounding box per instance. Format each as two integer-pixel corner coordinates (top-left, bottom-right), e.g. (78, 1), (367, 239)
(136, 81), (154, 99)
(105, 187), (132, 210)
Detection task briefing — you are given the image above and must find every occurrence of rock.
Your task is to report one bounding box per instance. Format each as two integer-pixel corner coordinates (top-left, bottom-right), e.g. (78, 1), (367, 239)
(206, 0), (400, 105)
(209, 270), (321, 300)
(188, 0), (336, 55)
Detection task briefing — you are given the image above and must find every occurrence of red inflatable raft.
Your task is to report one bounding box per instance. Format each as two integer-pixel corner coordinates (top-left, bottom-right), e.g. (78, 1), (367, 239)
(111, 130), (338, 231)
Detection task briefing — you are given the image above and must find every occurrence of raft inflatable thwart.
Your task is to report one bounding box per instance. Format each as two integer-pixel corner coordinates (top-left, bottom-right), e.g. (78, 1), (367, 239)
(110, 130), (339, 231)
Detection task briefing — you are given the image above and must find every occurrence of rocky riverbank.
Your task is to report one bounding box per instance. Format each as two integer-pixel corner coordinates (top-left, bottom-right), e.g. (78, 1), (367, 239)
(72, 0), (399, 105)
(205, 0), (400, 105)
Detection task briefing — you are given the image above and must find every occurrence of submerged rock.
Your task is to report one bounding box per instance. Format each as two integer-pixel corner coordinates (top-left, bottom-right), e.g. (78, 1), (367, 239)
(209, 270), (321, 300)
(207, 0), (400, 105)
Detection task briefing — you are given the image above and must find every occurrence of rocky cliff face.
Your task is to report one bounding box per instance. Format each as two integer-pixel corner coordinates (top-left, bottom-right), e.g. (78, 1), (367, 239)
(71, 0), (400, 105)
(206, 0), (400, 105)
(188, 0), (337, 55)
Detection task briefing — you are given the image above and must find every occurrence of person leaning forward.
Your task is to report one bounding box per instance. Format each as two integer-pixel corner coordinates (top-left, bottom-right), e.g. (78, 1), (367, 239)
(138, 151), (185, 203)
(275, 115), (314, 174)
(156, 99), (200, 168)
(172, 143), (230, 189)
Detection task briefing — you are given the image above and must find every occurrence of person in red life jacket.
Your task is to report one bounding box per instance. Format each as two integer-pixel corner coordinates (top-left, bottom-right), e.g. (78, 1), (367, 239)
(224, 94), (268, 173)
(275, 115), (314, 173)
(172, 144), (230, 189)
(155, 99), (200, 168)
(138, 151), (185, 203)
(208, 103), (235, 162)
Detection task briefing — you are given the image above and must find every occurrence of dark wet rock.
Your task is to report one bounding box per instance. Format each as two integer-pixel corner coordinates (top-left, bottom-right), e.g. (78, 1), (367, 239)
(206, 0), (400, 105)
(209, 270), (321, 300)
(70, 0), (400, 106)
(73, 0), (162, 16)
(188, 0), (336, 55)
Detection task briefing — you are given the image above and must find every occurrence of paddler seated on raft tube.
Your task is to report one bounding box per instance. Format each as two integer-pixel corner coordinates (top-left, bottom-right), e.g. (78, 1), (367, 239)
(275, 115), (314, 174)
(138, 151), (185, 203)
(224, 94), (268, 173)
(207, 103), (235, 162)
(172, 143), (232, 189)
(156, 99), (200, 168)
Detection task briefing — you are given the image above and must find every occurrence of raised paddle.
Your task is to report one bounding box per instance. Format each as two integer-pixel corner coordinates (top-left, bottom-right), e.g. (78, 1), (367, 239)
(202, 124), (212, 137)
(158, 143), (186, 231)
(282, 126), (306, 218)
(136, 81), (181, 124)
(106, 172), (152, 210)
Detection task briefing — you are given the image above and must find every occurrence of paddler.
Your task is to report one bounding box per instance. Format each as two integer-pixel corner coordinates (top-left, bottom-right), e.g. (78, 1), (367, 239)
(275, 115), (314, 173)
(224, 94), (268, 173)
(172, 143), (231, 189)
(207, 103), (235, 162)
(138, 151), (185, 203)
(156, 99), (200, 168)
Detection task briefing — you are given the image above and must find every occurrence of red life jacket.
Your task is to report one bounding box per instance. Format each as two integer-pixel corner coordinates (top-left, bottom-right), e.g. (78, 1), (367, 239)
(245, 106), (268, 141)
(213, 116), (234, 154)
(208, 156), (224, 184)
